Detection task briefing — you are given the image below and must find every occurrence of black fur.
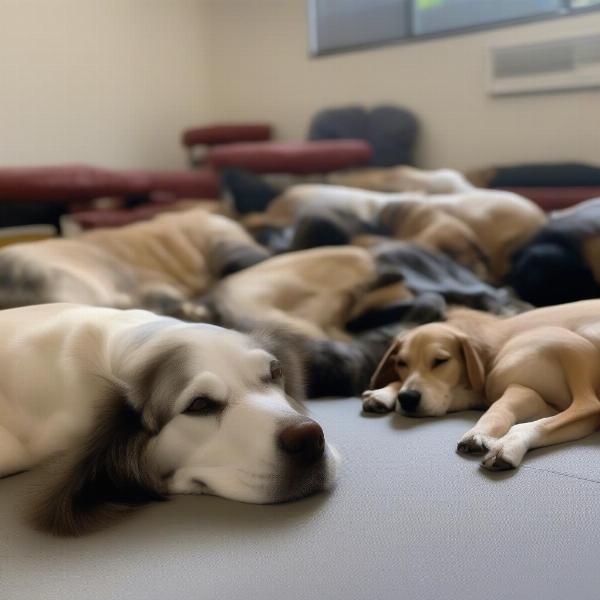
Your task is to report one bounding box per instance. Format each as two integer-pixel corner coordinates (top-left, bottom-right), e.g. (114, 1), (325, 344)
(346, 293), (446, 333)
(304, 329), (397, 398)
(211, 241), (270, 277)
(30, 388), (166, 537)
(290, 208), (371, 251)
(0, 251), (50, 308)
(509, 230), (600, 306)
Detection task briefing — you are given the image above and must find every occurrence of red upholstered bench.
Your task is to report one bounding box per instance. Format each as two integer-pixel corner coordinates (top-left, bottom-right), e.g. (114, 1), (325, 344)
(182, 123), (272, 147)
(0, 164), (219, 203)
(182, 123), (272, 167)
(207, 139), (373, 175)
(0, 164), (220, 230)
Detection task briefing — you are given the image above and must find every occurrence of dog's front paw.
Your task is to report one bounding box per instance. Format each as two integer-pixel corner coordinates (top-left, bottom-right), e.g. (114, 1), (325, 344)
(456, 430), (496, 455)
(361, 389), (394, 413)
(480, 430), (528, 471)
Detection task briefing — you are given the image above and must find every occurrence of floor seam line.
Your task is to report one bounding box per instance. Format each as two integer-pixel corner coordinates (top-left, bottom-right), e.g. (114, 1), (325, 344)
(521, 464), (600, 485)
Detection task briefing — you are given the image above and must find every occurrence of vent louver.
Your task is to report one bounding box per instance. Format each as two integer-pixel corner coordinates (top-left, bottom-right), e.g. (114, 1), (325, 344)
(488, 33), (600, 95)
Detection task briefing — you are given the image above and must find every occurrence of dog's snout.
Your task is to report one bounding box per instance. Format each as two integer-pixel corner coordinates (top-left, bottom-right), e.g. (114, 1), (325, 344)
(398, 390), (422, 413)
(278, 419), (325, 465)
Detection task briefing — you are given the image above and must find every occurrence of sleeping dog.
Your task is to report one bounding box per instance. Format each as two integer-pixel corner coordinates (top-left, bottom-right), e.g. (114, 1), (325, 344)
(238, 183), (545, 282)
(203, 242), (524, 343)
(203, 245), (414, 341)
(0, 207), (269, 318)
(362, 300), (600, 471)
(0, 304), (336, 536)
(509, 197), (600, 306)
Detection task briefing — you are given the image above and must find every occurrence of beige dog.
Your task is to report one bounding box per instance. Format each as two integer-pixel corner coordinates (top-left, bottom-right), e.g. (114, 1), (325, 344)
(204, 246), (412, 341)
(362, 300), (600, 471)
(242, 177), (545, 282)
(0, 207), (268, 318)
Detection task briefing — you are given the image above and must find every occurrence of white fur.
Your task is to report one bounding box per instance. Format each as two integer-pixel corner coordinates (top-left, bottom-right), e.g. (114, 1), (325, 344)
(0, 303), (337, 504)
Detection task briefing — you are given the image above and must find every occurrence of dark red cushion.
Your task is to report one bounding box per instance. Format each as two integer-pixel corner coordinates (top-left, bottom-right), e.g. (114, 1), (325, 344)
(0, 165), (220, 203)
(500, 187), (600, 211)
(207, 140), (373, 175)
(182, 124), (272, 148)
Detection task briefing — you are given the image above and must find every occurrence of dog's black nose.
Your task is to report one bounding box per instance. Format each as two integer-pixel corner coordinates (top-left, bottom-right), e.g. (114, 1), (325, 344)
(398, 390), (422, 413)
(278, 419), (325, 465)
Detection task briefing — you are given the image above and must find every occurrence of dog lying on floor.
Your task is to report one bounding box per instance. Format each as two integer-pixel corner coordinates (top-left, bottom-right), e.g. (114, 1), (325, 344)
(0, 207), (269, 318)
(200, 240), (523, 343)
(202, 245), (414, 341)
(362, 299), (600, 471)
(236, 179), (545, 282)
(0, 303), (337, 536)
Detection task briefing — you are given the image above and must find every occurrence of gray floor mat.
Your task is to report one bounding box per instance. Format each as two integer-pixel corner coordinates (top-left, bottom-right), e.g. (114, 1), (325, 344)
(2, 399), (600, 600)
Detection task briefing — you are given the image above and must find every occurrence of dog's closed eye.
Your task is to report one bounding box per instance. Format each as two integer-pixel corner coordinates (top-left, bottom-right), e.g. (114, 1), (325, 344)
(396, 359), (408, 369)
(432, 357), (450, 368)
(184, 396), (225, 416)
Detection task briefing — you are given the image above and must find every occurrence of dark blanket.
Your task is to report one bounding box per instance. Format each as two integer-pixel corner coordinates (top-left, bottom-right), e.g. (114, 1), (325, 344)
(371, 242), (525, 317)
(509, 199), (600, 306)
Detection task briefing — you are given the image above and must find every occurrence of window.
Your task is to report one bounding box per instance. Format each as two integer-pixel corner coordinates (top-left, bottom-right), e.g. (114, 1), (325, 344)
(308, 0), (600, 56)
(413, 0), (563, 36)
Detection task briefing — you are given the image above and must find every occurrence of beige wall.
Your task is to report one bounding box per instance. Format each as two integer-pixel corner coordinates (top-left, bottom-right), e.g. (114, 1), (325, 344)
(1, 1), (598, 171)
(0, 0), (211, 169)
(206, 0), (600, 170)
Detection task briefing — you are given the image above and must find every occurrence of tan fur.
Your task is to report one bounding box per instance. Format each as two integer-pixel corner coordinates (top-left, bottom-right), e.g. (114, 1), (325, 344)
(0, 207), (267, 317)
(241, 171), (545, 282)
(364, 300), (600, 470)
(209, 246), (412, 341)
(380, 191), (545, 281)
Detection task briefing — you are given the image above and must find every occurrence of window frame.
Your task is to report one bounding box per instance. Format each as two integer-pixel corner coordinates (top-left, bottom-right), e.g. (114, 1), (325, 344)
(308, 0), (600, 57)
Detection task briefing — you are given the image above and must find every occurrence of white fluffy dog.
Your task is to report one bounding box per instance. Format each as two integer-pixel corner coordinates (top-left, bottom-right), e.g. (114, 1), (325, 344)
(0, 304), (337, 535)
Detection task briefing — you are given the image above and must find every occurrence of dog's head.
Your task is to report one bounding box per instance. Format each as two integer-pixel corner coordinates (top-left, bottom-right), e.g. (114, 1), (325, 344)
(33, 319), (337, 536)
(370, 323), (485, 417)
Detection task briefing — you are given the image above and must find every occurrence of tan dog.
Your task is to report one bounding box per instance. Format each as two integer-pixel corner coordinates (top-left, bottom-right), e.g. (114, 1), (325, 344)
(242, 178), (545, 282)
(0, 207), (268, 318)
(378, 190), (545, 281)
(204, 246), (413, 341)
(362, 300), (600, 471)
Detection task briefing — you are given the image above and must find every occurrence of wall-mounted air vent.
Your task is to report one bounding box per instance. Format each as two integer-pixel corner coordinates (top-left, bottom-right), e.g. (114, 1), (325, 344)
(488, 33), (600, 95)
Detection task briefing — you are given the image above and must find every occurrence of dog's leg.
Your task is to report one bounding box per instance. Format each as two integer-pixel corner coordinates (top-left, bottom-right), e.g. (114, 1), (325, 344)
(481, 352), (600, 470)
(362, 381), (402, 413)
(481, 401), (600, 471)
(457, 384), (555, 455)
(0, 427), (31, 478)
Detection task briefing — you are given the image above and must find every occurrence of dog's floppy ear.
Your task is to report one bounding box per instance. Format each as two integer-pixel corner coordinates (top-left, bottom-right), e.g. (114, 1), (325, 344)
(369, 338), (403, 389)
(457, 334), (485, 393)
(30, 388), (166, 537)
